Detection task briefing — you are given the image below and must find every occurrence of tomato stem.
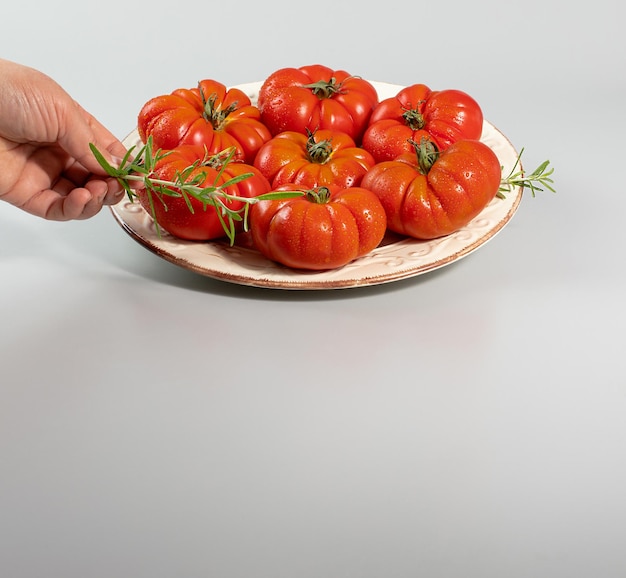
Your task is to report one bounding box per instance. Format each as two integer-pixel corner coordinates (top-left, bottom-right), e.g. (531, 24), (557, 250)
(302, 76), (345, 99)
(198, 86), (238, 130)
(305, 129), (333, 164)
(408, 138), (439, 175)
(305, 186), (332, 204)
(402, 107), (426, 130)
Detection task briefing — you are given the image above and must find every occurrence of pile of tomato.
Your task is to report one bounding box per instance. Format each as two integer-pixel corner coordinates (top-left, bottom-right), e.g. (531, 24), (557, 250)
(135, 64), (503, 271)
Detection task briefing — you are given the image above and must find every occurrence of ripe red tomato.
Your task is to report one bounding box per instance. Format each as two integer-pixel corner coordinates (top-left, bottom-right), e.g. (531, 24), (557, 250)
(137, 144), (271, 241)
(361, 139), (501, 239)
(137, 79), (272, 164)
(249, 184), (387, 270)
(257, 64), (379, 143)
(253, 129), (376, 193)
(362, 84), (483, 162)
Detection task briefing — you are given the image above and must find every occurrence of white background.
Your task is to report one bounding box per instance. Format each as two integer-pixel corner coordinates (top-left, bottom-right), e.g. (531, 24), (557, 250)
(1, 2), (625, 577)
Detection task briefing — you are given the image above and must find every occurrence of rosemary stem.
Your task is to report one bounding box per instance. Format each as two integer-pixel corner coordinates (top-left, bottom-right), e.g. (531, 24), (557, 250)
(123, 174), (260, 205)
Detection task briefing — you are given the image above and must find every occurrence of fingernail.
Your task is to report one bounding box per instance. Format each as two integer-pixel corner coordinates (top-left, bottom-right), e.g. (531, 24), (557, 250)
(111, 155), (125, 169)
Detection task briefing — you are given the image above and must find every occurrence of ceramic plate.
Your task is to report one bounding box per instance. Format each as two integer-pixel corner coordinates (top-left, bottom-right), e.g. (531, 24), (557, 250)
(110, 81), (523, 290)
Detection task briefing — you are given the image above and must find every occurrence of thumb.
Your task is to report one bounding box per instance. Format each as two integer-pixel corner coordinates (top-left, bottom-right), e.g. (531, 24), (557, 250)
(59, 102), (127, 175)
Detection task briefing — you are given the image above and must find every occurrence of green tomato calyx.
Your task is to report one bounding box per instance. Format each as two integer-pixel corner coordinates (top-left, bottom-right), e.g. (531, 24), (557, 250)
(402, 108), (426, 130)
(303, 77), (345, 99)
(199, 87), (238, 130)
(305, 186), (332, 204)
(305, 129), (333, 164)
(409, 138), (439, 175)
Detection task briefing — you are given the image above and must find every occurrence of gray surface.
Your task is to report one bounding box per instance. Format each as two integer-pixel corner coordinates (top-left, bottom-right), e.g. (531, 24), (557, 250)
(1, 1), (625, 577)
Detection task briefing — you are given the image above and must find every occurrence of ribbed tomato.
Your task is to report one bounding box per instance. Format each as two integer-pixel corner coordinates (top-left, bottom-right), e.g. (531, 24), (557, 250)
(362, 84), (483, 162)
(257, 64), (379, 143)
(137, 144), (271, 241)
(253, 129), (376, 193)
(137, 79), (271, 164)
(361, 139), (501, 239)
(249, 184), (387, 270)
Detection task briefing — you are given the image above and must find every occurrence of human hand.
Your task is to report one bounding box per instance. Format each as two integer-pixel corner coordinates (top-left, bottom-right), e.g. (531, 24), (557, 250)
(0, 59), (127, 220)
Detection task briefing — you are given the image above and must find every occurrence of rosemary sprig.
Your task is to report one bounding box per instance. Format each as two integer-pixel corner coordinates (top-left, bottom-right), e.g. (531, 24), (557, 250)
(90, 137), (301, 244)
(498, 147), (556, 199)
